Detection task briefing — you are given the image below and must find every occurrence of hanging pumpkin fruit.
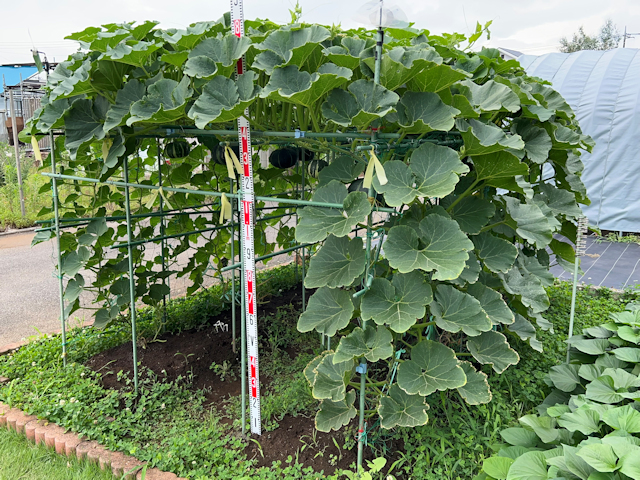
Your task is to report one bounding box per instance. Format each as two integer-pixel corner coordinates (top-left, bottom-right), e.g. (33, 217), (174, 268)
(164, 139), (191, 159)
(299, 148), (314, 162)
(213, 143), (240, 166)
(269, 147), (298, 169)
(348, 178), (385, 204)
(307, 159), (328, 178)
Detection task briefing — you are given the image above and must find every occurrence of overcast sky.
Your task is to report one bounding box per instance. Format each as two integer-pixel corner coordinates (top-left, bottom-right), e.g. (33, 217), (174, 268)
(0, 0), (638, 65)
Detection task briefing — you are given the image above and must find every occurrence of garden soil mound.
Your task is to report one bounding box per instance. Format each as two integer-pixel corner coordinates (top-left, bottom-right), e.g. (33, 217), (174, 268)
(85, 285), (401, 474)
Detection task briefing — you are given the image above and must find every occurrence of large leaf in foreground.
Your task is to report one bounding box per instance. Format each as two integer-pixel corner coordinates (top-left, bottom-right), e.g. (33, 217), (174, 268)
(64, 98), (109, 159)
(184, 34), (252, 78)
(127, 76), (192, 125)
(298, 287), (354, 337)
(333, 325), (393, 363)
(316, 390), (356, 432)
(457, 361), (492, 405)
(473, 232), (518, 274)
(397, 340), (466, 396)
(361, 271), (432, 333)
(322, 79), (399, 127)
(188, 72), (261, 128)
(296, 181), (372, 243)
(379, 385), (429, 429)
(505, 451), (548, 480)
(384, 215), (474, 280)
(467, 282), (514, 325)
(374, 142), (468, 206)
(467, 331), (519, 373)
(311, 352), (354, 401)
(456, 118), (524, 156)
(431, 285), (492, 336)
(305, 235), (365, 289)
(395, 91), (459, 133)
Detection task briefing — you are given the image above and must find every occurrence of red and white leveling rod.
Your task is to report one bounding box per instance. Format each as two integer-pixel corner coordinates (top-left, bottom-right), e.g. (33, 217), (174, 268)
(230, 0), (261, 436)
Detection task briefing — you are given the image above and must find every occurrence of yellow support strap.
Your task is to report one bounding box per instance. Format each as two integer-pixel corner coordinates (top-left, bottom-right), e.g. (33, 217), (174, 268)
(219, 193), (232, 224)
(225, 146), (243, 178)
(102, 138), (112, 161)
(362, 150), (388, 189)
(144, 187), (174, 211)
(31, 136), (42, 162)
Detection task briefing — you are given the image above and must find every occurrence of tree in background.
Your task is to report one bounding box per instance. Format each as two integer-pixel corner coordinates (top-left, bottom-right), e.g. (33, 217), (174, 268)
(559, 19), (622, 52)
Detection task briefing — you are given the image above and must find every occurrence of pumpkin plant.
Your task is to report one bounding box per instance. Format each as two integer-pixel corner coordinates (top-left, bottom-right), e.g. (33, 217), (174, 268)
(25, 14), (592, 434)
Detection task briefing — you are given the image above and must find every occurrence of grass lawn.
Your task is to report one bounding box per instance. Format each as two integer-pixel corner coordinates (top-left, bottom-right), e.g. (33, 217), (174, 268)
(0, 427), (115, 480)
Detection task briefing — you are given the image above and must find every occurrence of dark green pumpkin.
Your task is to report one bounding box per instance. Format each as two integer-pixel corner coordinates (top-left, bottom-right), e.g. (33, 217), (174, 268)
(198, 136), (220, 160)
(348, 178), (385, 204)
(300, 148), (314, 162)
(164, 140), (191, 159)
(307, 159), (328, 178)
(269, 147), (298, 169)
(213, 144), (240, 165)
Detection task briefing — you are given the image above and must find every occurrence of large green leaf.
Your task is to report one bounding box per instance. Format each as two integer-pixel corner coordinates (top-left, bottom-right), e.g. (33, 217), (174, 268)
(457, 79), (521, 113)
(311, 352), (354, 401)
(128, 76), (192, 125)
(457, 361), (492, 405)
(64, 97), (109, 159)
(447, 196), (495, 234)
(104, 79), (145, 131)
(467, 282), (514, 325)
(395, 91), (460, 133)
(103, 40), (162, 67)
(253, 25), (331, 74)
(473, 232), (518, 274)
(503, 196), (554, 248)
(188, 72), (261, 128)
(297, 287), (354, 336)
(384, 215), (474, 280)
(483, 456), (514, 480)
(506, 451), (548, 480)
(315, 390), (357, 432)
(431, 285), (492, 336)
(612, 348), (640, 363)
(602, 406), (640, 433)
(397, 340), (466, 396)
(379, 384), (429, 429)
(360, 271), (432, 333)
(184, 34), (252, 78)
(467, 330), (519, 373)
(535, 182), (582, 220)
(500, 428), (539, 448)
(406, 64), (470, 92)
(456, 119), (525, 156)
(500, 263), (549, 314)
(576, 444), (618, 473)
(373, 142), (469, 207)
(322, 37), (372, 70)
(362, 46), (442, 90)
(333, 325), (393, 363)
(64, 274), (85, 303)
(548, 364), (581, 392)
(305, 235), (366, 289)
(318, 155), (365, 185)
(261, 63), (352, 107)
(512, 119), (553, 164)
(518, 415), (559, 444)
(558, 408), (601, 435)
(322, 79), (399, 128)
(296, 181), (372, 243)
(472, 151), (529, 182)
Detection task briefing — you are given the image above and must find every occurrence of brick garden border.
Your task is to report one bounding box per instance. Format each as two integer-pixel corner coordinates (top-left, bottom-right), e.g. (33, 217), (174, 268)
(0, 402), (186, 480)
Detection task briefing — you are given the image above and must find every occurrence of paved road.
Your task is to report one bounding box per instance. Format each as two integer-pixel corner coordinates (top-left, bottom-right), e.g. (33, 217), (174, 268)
(0, 219), (292, 347)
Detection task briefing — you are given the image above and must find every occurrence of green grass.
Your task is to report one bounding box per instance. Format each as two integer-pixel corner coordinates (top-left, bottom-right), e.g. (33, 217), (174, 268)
(0, 427), (115, 480)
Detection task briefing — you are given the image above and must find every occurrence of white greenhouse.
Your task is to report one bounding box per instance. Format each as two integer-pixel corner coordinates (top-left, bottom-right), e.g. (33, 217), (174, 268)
(519, 49), (640, 233)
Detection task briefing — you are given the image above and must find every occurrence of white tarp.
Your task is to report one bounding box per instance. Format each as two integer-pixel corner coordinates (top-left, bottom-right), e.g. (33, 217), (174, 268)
(519, 49), (640, 232)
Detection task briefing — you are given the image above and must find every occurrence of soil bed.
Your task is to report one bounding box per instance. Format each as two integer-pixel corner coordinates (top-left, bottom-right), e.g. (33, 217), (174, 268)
(84, 285), (401, 475)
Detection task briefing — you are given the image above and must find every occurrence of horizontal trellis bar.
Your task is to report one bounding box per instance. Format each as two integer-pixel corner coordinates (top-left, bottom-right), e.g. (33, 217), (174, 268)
(221, 243), (314, 272)
(41, 172), (396, 213)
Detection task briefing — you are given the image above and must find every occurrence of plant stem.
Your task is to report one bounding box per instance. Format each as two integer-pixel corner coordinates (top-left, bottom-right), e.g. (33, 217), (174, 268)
(480, 221), (506, 233)
(446, 179), (481, 212)
(455, 352), (472, 357)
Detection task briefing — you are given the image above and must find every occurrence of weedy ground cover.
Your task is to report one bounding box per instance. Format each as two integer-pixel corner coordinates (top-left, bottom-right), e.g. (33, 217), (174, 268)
(1, 271), (637, 479)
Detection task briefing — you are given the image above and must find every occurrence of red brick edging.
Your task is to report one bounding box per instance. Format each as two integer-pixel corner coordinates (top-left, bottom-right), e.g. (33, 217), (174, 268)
(0, 402), (186, 480)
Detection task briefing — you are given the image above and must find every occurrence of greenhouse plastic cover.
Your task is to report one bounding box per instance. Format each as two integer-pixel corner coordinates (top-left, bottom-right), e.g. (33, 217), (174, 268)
(519, 49), (640, 233)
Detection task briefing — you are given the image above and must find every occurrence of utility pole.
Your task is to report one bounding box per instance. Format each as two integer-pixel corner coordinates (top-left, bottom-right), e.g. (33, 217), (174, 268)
(8, 89), (26, 218)
(623, 26), (640, 47)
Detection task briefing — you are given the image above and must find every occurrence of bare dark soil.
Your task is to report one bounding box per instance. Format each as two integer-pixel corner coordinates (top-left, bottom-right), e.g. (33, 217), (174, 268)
(84, 285), (403, 475)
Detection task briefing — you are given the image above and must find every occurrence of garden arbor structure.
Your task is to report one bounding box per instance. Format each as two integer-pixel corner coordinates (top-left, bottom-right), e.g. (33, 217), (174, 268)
(28, 13), (592, 471)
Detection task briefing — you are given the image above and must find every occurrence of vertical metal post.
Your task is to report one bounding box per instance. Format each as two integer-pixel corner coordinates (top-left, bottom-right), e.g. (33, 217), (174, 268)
(567, 217), (588, 363)
(8, 90), (26, 217)
(50, 133), (67, 366)
(300, 148), (306, 312)
(157, 141), (167, 332)
(231, 178), (237, 354)
(123, 158), (139, 393)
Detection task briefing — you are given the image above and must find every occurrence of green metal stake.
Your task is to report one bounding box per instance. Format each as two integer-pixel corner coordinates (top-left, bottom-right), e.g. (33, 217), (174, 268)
(231, 177), (237, 354)
(301, 148), (307, 312)
(157, 141), (168, 332)
(50, 133), (68, 367)
(567, 217), (589, 363)
(123, 158), (139, 394)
